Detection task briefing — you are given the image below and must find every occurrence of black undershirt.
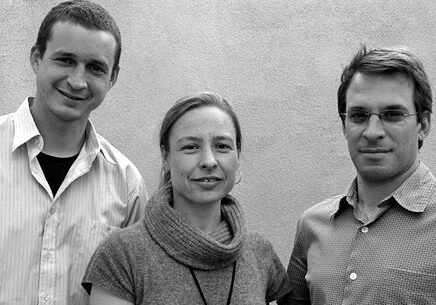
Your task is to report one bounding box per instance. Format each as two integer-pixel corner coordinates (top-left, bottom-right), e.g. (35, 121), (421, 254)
(37, 152), (79, 196)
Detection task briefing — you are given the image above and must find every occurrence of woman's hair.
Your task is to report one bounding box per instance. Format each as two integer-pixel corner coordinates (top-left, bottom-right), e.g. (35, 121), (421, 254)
(159, 92), (242, 188)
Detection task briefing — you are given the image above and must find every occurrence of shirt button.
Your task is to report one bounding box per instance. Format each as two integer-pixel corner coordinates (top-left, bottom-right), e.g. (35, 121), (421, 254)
(42, 293), (50, 302)
(44, 251), (52, 260)
(361, 227), (369, 233)
(49, 207), (56, 214)
(350, 272), (357, 280)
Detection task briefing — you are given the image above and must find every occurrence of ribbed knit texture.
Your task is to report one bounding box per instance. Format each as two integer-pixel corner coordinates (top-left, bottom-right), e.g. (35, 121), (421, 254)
(143, 187), (246, 270)
(82, 187), (291, 304)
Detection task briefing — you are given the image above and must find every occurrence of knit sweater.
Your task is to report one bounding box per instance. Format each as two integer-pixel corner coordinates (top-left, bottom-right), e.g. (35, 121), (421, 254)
(82, 190), (291, 304)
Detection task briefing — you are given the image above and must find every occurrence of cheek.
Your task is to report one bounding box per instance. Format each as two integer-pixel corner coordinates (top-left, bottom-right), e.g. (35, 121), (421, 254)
(223, 156), (239, 177)
(169, 156), (190, 179)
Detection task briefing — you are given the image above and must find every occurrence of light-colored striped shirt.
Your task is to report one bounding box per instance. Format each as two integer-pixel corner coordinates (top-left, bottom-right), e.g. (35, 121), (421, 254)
(286, 162), (436, 304)
(0, 98), (148, 305)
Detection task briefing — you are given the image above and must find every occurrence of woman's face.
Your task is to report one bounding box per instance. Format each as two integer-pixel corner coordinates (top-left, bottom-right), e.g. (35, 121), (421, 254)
(163, 106), (239, 210)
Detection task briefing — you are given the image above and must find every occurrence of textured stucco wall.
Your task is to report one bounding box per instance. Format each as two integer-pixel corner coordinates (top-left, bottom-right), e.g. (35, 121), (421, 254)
(2, 1), (436, 264)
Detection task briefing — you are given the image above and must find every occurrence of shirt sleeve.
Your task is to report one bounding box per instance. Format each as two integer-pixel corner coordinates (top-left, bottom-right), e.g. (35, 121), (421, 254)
(284, 218), (311, 304)
(81, 231), (135, 303)
(124, 166), (148, 226)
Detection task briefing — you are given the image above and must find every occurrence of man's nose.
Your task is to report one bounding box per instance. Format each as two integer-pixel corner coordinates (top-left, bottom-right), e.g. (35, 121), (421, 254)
(67, 66), (88, 90)
(362, 114), (386, 140)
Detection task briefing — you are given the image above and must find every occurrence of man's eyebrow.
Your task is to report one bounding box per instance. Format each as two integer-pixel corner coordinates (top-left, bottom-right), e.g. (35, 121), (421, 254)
(347, 106), (367, 111)
(176, 136), (201, 144)
(382, 105), (409, 110)
(214, 135), (233, 141)
(347, 104), (410, 111)
(51, 51), (75, 57)
(89, 59), (110, 70)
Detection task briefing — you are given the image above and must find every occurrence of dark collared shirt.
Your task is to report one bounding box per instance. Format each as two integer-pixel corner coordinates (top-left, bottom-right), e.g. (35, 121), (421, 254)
(286, 162), (436, 304)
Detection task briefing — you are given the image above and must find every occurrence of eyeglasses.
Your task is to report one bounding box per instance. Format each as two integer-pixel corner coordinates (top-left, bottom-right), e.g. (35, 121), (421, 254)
(339, 110), (418, 124)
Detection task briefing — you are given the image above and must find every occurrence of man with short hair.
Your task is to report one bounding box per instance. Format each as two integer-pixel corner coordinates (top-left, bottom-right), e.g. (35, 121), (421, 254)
(0, 1), (147, 304)
(285, 47), (436, 304)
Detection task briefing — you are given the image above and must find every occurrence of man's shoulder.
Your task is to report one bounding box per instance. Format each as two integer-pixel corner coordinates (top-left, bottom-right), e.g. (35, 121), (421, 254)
(0, 112), (17, 146)
(0, 112), (15, 129)
(95, 132), (140, 171)
(300, 194), (343, 220)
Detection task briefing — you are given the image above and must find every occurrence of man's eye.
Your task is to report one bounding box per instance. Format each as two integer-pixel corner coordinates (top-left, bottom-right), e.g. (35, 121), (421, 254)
(382, 110), (405, 121)
(215, 143), (231, 152)
(56, 57), (73, 65)
(348, 111), (368, 122)
(182, 145), (198, 152)
(89, 64), (106, 75)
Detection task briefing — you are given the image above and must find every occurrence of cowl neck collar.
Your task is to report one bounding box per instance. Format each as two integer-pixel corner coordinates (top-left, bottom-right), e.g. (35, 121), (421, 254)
(144, 188), (246, 270)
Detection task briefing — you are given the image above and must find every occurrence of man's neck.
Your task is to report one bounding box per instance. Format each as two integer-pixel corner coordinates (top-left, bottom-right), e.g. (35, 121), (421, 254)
(356, 161), (419, 216)
(30, 100), (87, 157)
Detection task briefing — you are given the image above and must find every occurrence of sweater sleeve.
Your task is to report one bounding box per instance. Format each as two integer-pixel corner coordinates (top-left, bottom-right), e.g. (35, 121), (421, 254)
(81, 230), (136, 303)
(263, 239), (292, 303)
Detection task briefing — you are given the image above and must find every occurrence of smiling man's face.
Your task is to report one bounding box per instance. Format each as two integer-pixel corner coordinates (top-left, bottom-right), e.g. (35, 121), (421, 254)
(30, 21), (118, 125)
(343, 72), (428, 184)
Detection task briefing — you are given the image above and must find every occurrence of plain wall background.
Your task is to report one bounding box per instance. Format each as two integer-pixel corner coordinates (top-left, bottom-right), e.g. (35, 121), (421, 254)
(2, 0), (436, 265)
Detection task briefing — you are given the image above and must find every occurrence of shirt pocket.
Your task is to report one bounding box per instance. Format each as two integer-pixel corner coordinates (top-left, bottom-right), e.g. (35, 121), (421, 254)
(70, 220), (119, 294)
(378, 267), (436, 304)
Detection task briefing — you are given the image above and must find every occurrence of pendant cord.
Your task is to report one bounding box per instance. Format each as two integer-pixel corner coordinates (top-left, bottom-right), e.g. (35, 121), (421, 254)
(189, 261), (237, 305)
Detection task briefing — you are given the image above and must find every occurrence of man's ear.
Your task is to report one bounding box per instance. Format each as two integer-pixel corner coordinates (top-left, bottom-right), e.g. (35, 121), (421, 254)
(341, 121), (348, 140)
(108, 66), (119, 89)
(30, 45), (42, 74)
(418, 111), (431, 141)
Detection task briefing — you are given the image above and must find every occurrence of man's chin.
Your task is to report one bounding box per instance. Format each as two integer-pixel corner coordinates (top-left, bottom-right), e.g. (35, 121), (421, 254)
(357, 165), (394, 183)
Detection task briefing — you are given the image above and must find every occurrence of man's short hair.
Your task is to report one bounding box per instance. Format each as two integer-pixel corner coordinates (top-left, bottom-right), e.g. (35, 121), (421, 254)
(35, 0), (121, 74)
(337, 46), (433, 148)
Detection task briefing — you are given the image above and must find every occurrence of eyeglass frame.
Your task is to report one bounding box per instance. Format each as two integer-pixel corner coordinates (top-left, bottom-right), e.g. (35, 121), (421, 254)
(339, 110), (418, 124)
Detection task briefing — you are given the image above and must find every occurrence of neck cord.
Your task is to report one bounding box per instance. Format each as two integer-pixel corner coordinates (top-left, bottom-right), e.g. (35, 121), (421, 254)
(189, 261), (237, 305)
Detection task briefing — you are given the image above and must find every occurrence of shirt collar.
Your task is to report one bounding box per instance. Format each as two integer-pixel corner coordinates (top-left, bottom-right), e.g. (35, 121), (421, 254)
(331, 162), (435, 218)
(12, 97), (115, 164)
(84, 121), (116, 164)
(330, 179), (358, 218)
(12, 98), (41, 152)
(391, 162), (435, 213)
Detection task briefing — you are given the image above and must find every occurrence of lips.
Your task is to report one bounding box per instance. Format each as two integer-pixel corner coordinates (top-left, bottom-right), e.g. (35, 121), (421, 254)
(360, 148), (390, 153)
(192, 176), (222, 183)
(57, 88), (87, 100)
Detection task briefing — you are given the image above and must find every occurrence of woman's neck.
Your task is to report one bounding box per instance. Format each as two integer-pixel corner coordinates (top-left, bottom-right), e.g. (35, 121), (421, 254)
(173, 197), (222, 234)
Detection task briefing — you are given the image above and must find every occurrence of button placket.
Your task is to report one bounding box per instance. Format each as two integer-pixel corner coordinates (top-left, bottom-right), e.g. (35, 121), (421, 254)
(38, 203), (58, 305)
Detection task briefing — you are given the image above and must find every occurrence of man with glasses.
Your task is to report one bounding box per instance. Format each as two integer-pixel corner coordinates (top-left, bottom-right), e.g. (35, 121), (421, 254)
(283, 46), (435, 304)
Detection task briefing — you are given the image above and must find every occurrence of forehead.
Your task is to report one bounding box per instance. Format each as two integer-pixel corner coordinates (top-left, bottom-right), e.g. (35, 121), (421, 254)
(170, 107), (236, 141)
(346, 72), (415, 110)
(46, 21), (116, 66)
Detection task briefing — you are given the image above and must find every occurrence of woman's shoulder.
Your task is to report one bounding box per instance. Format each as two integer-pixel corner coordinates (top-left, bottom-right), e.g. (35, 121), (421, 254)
(244, 232), (276, 258)
(101, 220), (153, 254)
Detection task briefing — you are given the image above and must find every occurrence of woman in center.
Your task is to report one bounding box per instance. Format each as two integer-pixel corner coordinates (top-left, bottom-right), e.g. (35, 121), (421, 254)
(82, 92), (291, 304)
